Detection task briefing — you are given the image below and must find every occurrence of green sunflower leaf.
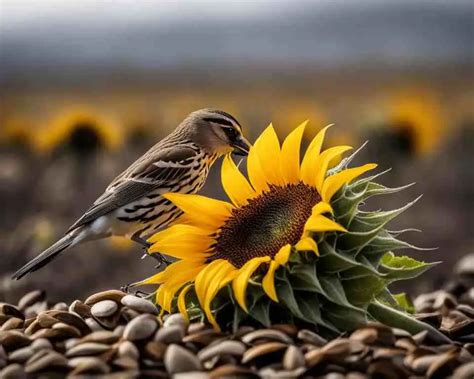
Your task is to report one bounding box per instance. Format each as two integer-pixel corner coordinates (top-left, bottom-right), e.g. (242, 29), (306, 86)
(339, 265), (379, 280)
(339, 197), (421, 253)
(318, 275), (365, 313)
(295, 292), (340, 333)
(368, 301), (452, 344)
(361, 232), (418, 257)
(379, 252), (439, 282)
(323, 302), (367, 331)
(375, 288), (399, 308)
(393, 293), (415, 314)
(232, 304), (247, 332)
(288, 262), (324, 293)
(363, 182), (415, 200)
(342, 275), (386, 307)
(248, 298), (271, 326)
(318, 241), (359, 273)
(332, 189), (367, 223)
(275, 270), (306, 320)
(318, 241), (380, 276)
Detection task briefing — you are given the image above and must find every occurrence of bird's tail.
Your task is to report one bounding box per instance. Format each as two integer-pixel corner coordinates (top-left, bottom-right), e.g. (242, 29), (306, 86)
(12, 232), (78, 280)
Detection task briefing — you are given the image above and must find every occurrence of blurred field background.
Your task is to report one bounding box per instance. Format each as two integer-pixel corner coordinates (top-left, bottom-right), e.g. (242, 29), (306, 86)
(1, 0), (473, 303)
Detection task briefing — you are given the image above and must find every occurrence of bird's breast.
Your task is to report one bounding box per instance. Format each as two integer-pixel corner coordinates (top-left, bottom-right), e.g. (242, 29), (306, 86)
(112, 155), (213, 239)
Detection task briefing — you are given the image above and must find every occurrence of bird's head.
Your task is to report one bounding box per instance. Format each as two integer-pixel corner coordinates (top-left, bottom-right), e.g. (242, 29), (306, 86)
(181, 109), (252, 156)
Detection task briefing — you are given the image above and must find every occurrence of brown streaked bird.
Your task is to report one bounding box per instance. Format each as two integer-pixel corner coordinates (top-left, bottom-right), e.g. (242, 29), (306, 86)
(13, 109), (251, 280)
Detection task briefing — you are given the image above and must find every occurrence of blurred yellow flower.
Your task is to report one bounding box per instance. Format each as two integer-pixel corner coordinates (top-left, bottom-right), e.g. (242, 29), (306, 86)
(388, 90), (443, 155)
(35, 108), (124, 153)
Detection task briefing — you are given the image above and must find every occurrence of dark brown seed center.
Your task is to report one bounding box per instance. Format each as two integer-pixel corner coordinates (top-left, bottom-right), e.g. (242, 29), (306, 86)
(209, 182), (321, 268)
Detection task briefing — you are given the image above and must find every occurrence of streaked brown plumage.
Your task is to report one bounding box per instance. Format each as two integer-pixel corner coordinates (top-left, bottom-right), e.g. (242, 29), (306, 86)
(13, 109), (251, 280)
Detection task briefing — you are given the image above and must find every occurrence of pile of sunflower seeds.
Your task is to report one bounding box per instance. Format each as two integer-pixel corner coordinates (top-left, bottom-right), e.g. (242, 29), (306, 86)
(1, 256), (473, 378)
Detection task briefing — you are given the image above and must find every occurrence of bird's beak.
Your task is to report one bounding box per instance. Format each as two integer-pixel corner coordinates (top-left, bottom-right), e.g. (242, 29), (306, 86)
(232, 135), (252, 156)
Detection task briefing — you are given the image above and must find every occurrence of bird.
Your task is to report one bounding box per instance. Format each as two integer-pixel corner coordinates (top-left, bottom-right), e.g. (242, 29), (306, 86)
(12, 109), (251, 280)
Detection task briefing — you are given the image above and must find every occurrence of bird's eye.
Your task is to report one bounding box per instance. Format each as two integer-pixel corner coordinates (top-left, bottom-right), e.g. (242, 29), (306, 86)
(222, 126), (239, 141)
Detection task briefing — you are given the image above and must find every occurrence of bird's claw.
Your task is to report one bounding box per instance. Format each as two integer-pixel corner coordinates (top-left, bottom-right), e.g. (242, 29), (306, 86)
(120, 285), (149, 298)
(121, 283), (131, 293)
(133, 290), (150, 298)
(141, 245), (171, 268)
(120, 281), (149, 297)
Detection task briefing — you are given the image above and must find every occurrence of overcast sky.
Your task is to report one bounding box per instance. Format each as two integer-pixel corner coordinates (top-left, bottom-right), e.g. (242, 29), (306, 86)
(1, 0), (471, 79)
(3, 0), (470, 32)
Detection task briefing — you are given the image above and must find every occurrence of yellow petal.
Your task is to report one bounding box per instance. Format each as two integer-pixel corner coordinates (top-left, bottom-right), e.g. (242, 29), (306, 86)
(161, 281), (184, 312)
(262, 260), (279, 302)
(194, 260), (227, 309)
(300, 124), (332, 184)
(280, 121), (307, 183)
(295, 237), (319, 255)
(140, 270), (166, 286)
(247, 124), (281, 192)
(304, 214), (348, 233)
(203, 261), (237, 330)
(164, 193), (232, 229)
(314, 146), (353, 192)
(148, 224), (210, 243)
(148, 225), (213, 260)
(321, 163), (378, 203)
(158, 273), (193, 312)
(150, 263), (203, 311)
(255, 124), (283, 185)
(222, 154), (256, 206)
(247, 142), (269, 194)
(274, 244), (292, 265)
(155, 285), (166, 309)
(232, 256), (270, 312)
(177, 284), (193, 322)
(140, 260), (196, 285)
(311, 201), (333, 217)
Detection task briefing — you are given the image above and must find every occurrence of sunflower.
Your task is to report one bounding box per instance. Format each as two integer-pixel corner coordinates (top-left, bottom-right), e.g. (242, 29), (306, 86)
(35, 108), (123, 154)
(387, 90), (443, 156)
(141, 123), (378, 328)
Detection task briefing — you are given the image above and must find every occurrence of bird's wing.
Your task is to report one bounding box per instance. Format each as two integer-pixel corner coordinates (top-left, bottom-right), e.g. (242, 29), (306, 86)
(67, 146), (198, 232)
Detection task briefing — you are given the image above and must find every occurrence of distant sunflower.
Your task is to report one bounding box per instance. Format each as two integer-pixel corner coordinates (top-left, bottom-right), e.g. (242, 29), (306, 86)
(36, 109), (123, 154)
(141, 123), (376, 328)
(387, 91), (443, 156)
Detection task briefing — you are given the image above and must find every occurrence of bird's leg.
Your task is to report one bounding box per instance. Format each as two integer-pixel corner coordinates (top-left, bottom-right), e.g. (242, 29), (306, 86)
(131, 233), (171, 269)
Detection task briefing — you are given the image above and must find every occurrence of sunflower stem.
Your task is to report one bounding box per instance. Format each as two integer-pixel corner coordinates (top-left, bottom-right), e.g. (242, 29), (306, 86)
(367, 300), (452, 344)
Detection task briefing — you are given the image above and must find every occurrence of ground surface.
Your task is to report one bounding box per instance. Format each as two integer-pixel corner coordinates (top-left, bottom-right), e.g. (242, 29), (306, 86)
(0, 255), (473, 378)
